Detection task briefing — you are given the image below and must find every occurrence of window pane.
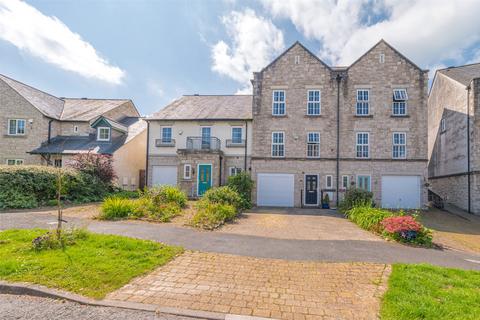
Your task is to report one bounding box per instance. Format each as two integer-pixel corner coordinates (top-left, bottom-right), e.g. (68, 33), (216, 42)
(162, 128), (172, 142)
(17, 120), (25, 134)
(9, 120), (16, 135)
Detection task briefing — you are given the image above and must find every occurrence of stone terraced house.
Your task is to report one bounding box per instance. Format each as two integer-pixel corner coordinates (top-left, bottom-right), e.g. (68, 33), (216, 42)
(428, 63), (480, 214)
(250, 40), (429, 208)
(148, 40), (429, 209)
(145, 95), (252, 197)
(0, 73), (146, 190)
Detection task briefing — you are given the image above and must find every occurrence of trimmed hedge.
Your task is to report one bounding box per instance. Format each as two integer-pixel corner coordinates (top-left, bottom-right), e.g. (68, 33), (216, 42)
(0, 165), (112, 209)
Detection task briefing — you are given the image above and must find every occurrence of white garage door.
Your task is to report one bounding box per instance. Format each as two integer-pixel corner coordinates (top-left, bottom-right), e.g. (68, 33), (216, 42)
(151, 166), (177, 186)
(257, 173), (294, 207)
(381, 176), (421, 209)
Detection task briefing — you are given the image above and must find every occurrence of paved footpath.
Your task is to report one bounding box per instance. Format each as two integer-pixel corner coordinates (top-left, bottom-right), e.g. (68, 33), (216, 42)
(107, 251), (390, 320)
(1, 211), (480, 270)
(0, 294), (199, 320)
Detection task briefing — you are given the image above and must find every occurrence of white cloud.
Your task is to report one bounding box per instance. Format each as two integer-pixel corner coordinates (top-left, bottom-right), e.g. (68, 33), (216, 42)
(262, 0), (480, 68)
(211, 8), (285, 93)
(0, 0), (125, 84)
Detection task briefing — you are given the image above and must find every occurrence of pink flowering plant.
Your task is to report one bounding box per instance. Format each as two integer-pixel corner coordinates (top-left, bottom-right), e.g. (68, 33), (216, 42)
(381, 215), (432, 246)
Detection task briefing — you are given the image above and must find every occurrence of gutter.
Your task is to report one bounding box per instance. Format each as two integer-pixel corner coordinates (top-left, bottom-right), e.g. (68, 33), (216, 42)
(335, 74), (342, 207)
(466, 84), (471, 214)
(244, 121), (248, 171)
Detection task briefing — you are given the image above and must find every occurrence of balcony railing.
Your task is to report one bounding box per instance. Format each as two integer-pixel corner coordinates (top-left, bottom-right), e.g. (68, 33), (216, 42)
(155, 138), (175, 147)
(186, 136), (221, 151)
(226, 139), (245, 147)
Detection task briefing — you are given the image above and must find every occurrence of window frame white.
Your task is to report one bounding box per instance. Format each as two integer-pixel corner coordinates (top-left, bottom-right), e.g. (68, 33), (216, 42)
(161, 126), (173, 143)
(73, 125), (79, 133)
(325, 175), (333, 189)
(271, 131), (285, 157)
(306, 132), (320, 158)
(231, 127), (243, 144)
(183, 164), (192, 179)
(272, 90), (286, 116)
(229, 167), (242, 176)
(342, 175), (349, 189)
(392, 132), (407, 159)
(307, 90), (321, 115)
(393, 88), (408, 101)
(97, 127), (111, 141)
(379, 53), (385, 64)
(7, 119), (26, 135)
(356, 89), (370, 116)
(6, 159), (24, 165)
(355, 132), (370, 159)
(356, 175), (371, 192)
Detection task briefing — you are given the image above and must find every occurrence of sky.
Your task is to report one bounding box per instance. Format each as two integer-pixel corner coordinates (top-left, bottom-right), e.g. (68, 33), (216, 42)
(1, 0), (480, 116)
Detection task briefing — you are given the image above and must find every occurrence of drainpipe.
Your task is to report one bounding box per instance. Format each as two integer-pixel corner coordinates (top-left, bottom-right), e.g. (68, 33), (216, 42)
(145, 121), (150, 188)
(335, 74), (342, 208)
(467, 85), (471, 214)
(219, 155), (223, 186)
(244, 121), (248, 171)
(47, 119), (53, 144)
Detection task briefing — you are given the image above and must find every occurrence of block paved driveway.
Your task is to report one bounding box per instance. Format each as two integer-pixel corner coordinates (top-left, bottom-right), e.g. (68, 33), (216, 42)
(107, 251), (390, 320)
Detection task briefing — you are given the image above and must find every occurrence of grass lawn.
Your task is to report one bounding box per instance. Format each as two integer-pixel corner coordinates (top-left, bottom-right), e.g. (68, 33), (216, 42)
(0, 229), (183, 299)
(381, 264), (480, 320)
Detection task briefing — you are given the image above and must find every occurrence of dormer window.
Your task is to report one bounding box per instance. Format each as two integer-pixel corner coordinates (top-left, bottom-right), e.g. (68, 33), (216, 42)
(97, 127), (110, 141)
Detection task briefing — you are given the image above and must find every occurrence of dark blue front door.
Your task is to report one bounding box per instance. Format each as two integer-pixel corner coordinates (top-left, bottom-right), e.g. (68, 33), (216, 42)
(305, 175), (318, 205)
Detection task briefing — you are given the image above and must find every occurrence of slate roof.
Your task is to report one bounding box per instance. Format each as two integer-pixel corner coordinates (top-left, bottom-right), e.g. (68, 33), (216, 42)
(0, 73), (135, 121)
(148, 95), (252, 121)
(30, 117), (146, 155)
(438, 63), (480, 86)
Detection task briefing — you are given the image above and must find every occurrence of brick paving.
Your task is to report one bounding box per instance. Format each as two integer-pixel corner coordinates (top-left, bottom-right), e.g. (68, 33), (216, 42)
(107, 252), (391, 320)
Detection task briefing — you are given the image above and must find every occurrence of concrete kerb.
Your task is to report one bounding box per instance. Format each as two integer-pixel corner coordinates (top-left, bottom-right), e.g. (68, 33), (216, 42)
(0, 281), (239, 320)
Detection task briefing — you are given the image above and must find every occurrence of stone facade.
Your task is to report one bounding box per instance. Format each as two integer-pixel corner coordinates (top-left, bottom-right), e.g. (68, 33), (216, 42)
(428, 69), (480, 214)
(0, 79), (47, 165)
(251, 41), (429, 207)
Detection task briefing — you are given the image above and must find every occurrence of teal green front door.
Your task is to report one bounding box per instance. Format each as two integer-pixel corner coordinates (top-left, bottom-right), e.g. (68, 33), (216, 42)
(197, 164), (212, 196)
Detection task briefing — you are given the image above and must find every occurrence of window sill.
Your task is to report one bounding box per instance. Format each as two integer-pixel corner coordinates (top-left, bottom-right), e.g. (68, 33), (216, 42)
(272, 114), (287, 118)
(355, 157), (371, 160)
(354, 115), (373, 118)
(305, 114), (322, 117)
(271, 156), (286, 158)
(3, 134), (27, 138)
(392, 158), (407, 160)
(391, 115), (410, 118)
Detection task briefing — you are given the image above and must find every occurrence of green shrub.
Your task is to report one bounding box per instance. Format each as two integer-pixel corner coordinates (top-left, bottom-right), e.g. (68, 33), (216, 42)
(109, 189), (139, 199)
(32, 228), (89, 251)
(0, 165), (113, 209)
(147, 202), (181, 222)
(99, 196), (135, 220)
(345, 205), (395, 232)
(202, 186), (243, 212)
(142, 186), (187, 208)
(191, 202), (236, 230)
(129, 197), (154, 219)
(227, 172), (254, 209)
(338, 188), (374, 213)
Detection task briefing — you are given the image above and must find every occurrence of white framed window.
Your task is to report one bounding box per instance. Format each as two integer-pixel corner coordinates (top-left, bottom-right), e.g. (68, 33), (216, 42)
(271, 131), (285, 157)
(325, 175), (333, 189)
(440, 118), (446, 133)
(183, 164), (191, 179)
(307, 90), (321, 115)
(294, 55), (300, 64)
(161, 127), (172, 143)
(229, 167), (242, 176)
(392, 88), (408, 116)
(6, 159), (23, 165)
(97, 127), (110, 141)
(379, 53), (385, 63)
(306, 132), (320, 158)
(8, 119), (26, 135)
(231, 127), (243, 144)
(392, 132), (406, 159)
(272, 90), (286, 115)
(73, 125), (79, 133)
(342, 175), (349, 189)
(357, 175), (371, 191)
(356, 89), (369, 115)
(356, 132), (369, 158)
